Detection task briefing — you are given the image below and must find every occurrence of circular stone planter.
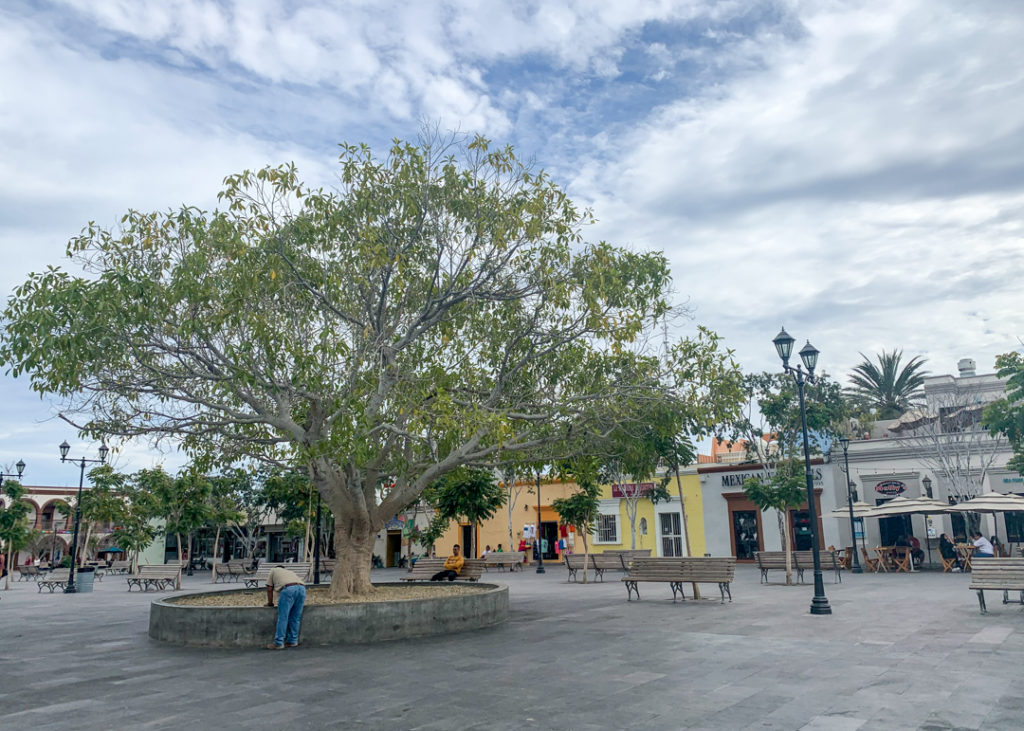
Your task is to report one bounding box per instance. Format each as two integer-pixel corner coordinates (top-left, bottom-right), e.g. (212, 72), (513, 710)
(149, 582), (508, 648)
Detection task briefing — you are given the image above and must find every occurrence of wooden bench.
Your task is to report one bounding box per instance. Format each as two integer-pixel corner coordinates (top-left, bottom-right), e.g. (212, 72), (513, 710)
(564, 553), (588, 581)
(622, 557), (736, 603)
(17, 565), (43, 581)
(756, 551), (841, 584)
(37, 569), (71, 593)
(399, 558), (485, 582)
(483, 552), (525, 572)
(243, 562), (312, 589)
(126, 565), (182, 592)
(107, 560), (131, 575)
(605, 549), (652, 567)
(969, 558), (1024, 614)
(792, 550), (843, 584)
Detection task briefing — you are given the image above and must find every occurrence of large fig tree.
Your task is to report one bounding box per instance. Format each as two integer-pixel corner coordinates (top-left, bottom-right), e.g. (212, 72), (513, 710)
(1, 135), (724, 597)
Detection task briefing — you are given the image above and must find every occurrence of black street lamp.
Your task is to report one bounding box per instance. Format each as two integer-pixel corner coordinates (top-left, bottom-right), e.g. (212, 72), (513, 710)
(313, 491), (322, 585)
(59, 440), (108, 593)
(838, 437), (862, 574)
(0, 459), (26, 487)
(535, 471), (545, 574)
(773, 328), (832, 616)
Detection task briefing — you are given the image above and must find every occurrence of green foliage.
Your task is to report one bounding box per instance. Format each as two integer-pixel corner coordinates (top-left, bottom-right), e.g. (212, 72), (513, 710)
(0, 132), (740, 593)
(742, 460), (807, 514)
(986, 351), (1024, 474)
(79, 465), (128, 527)
(735, 371), (850, 463)
(425, 467), (506, 555)
(845, 350), (928, 419)
(0, 482), (34, 553)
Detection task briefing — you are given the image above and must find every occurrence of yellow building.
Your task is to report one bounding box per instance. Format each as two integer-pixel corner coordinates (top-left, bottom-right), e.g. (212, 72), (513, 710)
(433, 466), (706, 560)
(587, 467), (705, 557)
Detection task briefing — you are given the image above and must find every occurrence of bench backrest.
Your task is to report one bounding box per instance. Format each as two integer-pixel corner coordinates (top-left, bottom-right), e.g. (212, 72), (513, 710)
(111, 560), (131, 570)
(792, 550), (838, 570)
(755, 551), (789, 569)
(627, 557), (686, 579)
(484, 552), (524, 564)
(680, 556), (736, 581)
(564, 553), (587, 569)
(405, 557), (484, 580)
(970, 558), (1024, 587)
(252, 563), (312, 582)
(42, 569), (70, 581)
(606, 549), (652, 559)
(592, 553), (628, 570)
(138, 565), (182, 577)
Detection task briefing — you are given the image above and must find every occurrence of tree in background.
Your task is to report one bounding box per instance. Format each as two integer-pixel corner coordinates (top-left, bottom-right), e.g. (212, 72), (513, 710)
(985, 351), (1024, 476)
(76, 465), (127, 565)
(846, 350), (928, 420)
(0, 482), (34, 590)
(425, 467), (506, 558)
(205, 472), (245, 581)
(111, 484), (159, 574)
(140, 468), (212, 581)
(497, 460), (533, 553)
(732, 371), (849, 580)
(742, 461), (808, 585)
(552, 456), (601, 583)
(1, 133), (736, 598)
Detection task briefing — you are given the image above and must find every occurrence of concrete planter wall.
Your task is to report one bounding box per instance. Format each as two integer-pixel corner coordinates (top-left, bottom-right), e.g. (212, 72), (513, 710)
(149, 582), (509, 648)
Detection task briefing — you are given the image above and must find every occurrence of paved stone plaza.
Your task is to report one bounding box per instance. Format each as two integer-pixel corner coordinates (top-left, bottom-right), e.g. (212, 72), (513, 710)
(1, 563), (1022, 730)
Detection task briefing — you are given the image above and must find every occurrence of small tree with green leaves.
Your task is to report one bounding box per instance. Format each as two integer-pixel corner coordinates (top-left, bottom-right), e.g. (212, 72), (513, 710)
(552, 456), (601, 582)
(743, 460), (808, 585)
(0, 482), (33, 590)
(426, 467), (506, 558)
(986, 351), (1024, 475)
(77, 465), (127, 565)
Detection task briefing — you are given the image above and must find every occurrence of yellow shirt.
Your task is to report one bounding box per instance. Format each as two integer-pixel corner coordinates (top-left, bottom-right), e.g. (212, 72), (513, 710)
(266, 566), (303, 593)
(444, 555), (464, 574)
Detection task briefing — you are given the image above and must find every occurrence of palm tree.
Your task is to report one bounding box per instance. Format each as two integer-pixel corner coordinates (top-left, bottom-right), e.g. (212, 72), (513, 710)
(846, 350), (928, 419)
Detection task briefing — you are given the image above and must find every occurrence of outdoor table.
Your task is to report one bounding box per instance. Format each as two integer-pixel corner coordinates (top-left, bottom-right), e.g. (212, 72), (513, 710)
(955, 544), (976, 571)
(871, 547), (893, 572)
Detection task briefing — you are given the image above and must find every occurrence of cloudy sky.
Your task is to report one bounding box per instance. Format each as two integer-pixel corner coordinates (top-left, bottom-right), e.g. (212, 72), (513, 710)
(2, 0), (1022, 487)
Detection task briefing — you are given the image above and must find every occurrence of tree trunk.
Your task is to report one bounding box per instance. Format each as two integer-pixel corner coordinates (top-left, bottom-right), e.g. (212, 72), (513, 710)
(210, 526), (221, 583)
(4, 548), (11, 590)
(581, 532), (590, 584)
(783, 512), (793, 586)
(81, 523), (93, 565)
(327, 516), (376, 599)
(674, 465), (700, 599)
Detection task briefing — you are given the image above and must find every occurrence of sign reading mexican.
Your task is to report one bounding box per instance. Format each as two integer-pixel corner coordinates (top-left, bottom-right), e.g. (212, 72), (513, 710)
(874, 480), (906, 496)
(611, 482), (655, 498)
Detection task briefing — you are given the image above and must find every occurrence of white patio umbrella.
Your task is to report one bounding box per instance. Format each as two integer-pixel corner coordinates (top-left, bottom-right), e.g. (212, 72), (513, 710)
(944, 492), (1024, 552)
(864, 497), (951, 568)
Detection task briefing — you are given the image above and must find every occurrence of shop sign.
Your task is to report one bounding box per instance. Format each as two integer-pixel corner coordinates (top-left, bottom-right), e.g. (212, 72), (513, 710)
(611, 482), (655, 498)
(874, 480), (906, 496)
(1003, 477), (1024, 484)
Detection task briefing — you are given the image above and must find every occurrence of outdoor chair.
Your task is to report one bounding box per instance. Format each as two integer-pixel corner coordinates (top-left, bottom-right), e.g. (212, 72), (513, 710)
(860, 546), (881, 573)
(891, 547), (912, 573)
(940, 554), (958, 572)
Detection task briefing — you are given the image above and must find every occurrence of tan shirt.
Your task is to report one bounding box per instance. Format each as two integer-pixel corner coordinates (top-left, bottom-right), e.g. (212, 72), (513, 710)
(266, 566), (303, 593)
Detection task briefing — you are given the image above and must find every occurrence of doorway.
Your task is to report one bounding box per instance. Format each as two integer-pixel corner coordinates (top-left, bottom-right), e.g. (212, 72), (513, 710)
(461, 524), (475, 557)
(876, 499), (913, 545)
(730, 509), (761, 560)
(790, 510), (813, 550)
(386, 531), (402, 567)
(540, 521), (559, 559)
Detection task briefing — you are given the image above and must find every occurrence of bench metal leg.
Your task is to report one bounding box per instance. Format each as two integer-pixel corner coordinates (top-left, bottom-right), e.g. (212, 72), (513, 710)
(797, 568), (805, 584)
(567, 567), (577, 583)
(977, 590), (987, 614)
(624, 580), (639, 601)
(670, 581), (685, 602)
(595, 568), (604, 583)
(760, 568), (767, 584)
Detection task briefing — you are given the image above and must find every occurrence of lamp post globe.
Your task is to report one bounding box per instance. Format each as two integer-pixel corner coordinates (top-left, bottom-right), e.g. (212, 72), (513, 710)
(772, 327), (795, 365)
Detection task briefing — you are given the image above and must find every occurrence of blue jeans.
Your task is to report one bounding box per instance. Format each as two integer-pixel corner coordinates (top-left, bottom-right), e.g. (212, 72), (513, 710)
(273, 584), (306, 646)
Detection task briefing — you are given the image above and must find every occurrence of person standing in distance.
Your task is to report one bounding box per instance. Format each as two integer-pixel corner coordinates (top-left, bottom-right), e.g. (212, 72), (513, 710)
(266, 565), (306, 650)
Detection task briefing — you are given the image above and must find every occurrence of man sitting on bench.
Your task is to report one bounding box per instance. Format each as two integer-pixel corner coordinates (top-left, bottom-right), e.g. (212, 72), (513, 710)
(431, 545), (464, 581)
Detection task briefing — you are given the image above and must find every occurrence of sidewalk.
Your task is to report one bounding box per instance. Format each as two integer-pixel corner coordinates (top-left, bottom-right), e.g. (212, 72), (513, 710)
(0, 563), (1021, 729)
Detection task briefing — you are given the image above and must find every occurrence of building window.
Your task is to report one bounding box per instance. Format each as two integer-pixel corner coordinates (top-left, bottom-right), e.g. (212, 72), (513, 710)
(639, 517), (648, 535)
(596, 514), (618, 543)
(660, 512), (683, 557)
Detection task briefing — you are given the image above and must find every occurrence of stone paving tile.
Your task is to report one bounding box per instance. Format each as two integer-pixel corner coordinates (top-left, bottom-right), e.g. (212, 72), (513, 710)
(2, 565), (1024, 729)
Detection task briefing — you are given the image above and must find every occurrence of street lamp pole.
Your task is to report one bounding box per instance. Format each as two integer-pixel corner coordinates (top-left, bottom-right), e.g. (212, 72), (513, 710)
(313, 492), (322, 585)
(839, 437), (862, 574)
(59, 441), (108, 593)
(773, 328), (832, 616)
(535, 471), (545, 574)
(0, 459), (26, 488)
